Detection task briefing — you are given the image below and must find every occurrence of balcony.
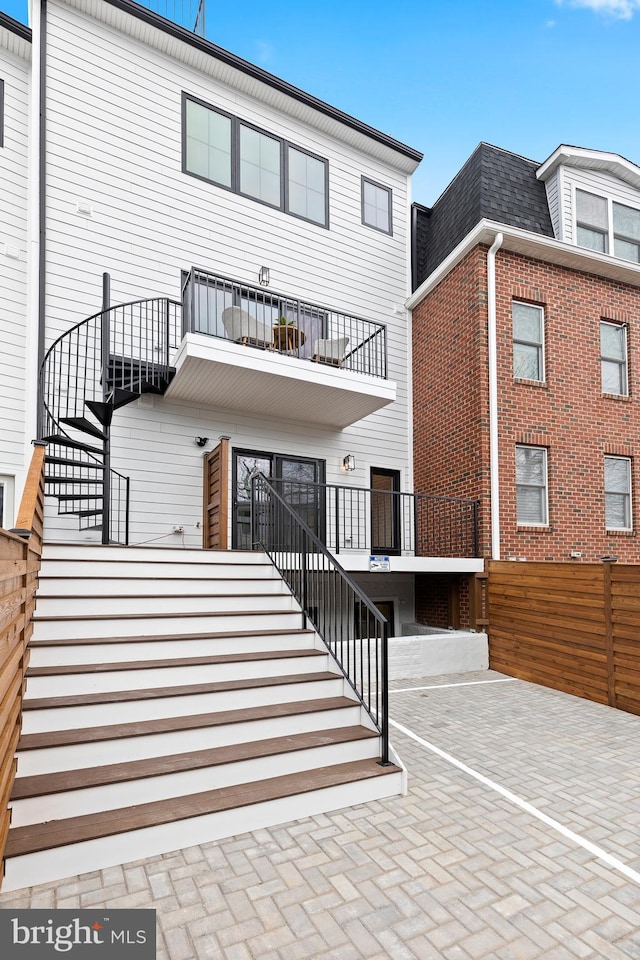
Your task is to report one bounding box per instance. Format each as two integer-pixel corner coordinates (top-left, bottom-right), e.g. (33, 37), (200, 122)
(164, 269), (396, 426)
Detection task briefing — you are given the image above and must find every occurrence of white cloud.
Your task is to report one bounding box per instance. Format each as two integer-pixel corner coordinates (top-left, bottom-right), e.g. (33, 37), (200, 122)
(556, 0), (640, 18)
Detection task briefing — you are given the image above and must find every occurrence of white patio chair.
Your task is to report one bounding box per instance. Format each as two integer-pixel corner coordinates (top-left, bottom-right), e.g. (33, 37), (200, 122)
(312, 336), (349, 367)
(221, 307), (271, 348)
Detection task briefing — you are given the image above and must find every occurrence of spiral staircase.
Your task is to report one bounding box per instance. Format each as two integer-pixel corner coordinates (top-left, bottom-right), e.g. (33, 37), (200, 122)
(39, 278), (181, 543)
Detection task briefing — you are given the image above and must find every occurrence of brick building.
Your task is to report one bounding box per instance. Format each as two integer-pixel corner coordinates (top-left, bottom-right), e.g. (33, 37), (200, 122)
(409, 143), (640, 568)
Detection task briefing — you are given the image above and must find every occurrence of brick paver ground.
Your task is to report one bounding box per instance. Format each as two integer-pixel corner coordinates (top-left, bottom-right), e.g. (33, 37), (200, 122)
(2, 670), (640, 959)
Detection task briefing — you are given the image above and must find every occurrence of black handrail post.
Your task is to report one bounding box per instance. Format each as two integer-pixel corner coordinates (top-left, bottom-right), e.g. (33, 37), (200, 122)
(379, 618), (390, 766)
(101, 273), (111, 545)
(473, 501), (479, 558)
(125, 476), (130, 546)
(301, 532), (308, 629)
(334, 486), (340, 554)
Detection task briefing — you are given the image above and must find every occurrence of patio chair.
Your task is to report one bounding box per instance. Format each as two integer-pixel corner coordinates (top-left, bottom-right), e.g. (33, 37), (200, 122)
(312, 336), (349, 367)
(221, 306), (271, 348)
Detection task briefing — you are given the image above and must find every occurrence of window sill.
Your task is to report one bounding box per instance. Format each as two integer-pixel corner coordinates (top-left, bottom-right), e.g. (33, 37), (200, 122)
(601, 392), (631, 401)
(514, 378), (547, 388)
(605, 528), (635, 536)
(517, 524), (551, 531)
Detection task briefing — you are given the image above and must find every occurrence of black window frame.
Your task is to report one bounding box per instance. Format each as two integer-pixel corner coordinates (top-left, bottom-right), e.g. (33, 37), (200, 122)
(361, 176), (392, 235)
(182, 92), (329, 229)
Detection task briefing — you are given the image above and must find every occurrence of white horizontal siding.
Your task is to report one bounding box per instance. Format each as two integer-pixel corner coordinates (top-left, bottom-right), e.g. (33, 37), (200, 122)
(544, 170), (561, 240)
(0, 44), (29, 481)
(43, 2), (415, 544)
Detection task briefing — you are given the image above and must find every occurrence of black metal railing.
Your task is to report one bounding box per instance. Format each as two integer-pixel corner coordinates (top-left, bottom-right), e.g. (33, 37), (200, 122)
(270, 479), (479, 558)
(251, 473), (390, 764)
(40, 296), (180, 543)
(137, 0), (206, 34)
(182, 268), (388, 379)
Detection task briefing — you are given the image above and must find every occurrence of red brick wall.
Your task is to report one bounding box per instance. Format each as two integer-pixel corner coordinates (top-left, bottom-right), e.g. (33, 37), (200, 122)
(413, 244), (640, 562)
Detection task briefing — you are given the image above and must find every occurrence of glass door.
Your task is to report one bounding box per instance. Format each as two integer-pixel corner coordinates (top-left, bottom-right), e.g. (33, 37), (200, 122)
(232, 449), (325, 548)
(370, 467), (401, 555)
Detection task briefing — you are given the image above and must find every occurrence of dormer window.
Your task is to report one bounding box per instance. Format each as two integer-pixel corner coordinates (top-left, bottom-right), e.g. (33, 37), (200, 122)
(575, 189), (640, 263)
(576, 190), (608, 253)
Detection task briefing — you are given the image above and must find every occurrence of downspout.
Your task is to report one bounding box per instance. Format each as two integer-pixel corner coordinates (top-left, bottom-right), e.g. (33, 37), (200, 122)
(487, 232), (503, 559)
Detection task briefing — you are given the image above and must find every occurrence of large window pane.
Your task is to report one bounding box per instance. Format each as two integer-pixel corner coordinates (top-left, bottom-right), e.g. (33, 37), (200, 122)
(600, 322), (627, 395)
(516, 446), (548, 525)
(512, 302), (543, 381)
(288, 147), (326, 225)
(362, 178), (391, 233)
(605, 457), (631, 529)
(185, 99), (231, 187)
(577, 225), (607, 252)
(239, 126), (281, 206)
(613, 237), (640, 263)
(576, 190), (608, 229)
(613, 202), (640, 241)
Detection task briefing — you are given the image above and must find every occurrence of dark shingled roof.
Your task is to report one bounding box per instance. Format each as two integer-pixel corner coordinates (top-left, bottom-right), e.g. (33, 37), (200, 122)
(412, 143), (554, 289)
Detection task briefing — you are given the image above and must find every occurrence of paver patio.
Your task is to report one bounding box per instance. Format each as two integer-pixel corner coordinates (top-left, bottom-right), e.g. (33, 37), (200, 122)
(2, 670), (639, 959)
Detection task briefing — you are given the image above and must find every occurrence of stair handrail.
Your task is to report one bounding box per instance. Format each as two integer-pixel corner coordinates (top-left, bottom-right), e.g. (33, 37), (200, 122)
(251, 472), (390, 765)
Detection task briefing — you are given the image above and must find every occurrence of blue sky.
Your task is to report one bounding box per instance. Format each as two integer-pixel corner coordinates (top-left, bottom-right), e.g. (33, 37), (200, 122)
(3, 0), (640, 205)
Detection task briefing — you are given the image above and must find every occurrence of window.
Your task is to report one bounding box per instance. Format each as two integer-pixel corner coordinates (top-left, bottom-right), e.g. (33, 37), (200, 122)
(183, 93), (328, 227)
(362, 177), (392, 234)
(576, 189), (640, 264)
(0, 475), (14, 529)
(576, 190), (608, 253)
(600, 321), (628, 395)
(516, 446), (548, 525)
(513, 302), (544, 381)
(604, 456), (632, 530)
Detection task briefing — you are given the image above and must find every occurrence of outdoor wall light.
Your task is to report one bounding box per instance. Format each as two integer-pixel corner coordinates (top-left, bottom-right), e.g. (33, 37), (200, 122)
(195, 437), (208, 447)
(343, 454), (356, 472)
(258, 266), (270, 286)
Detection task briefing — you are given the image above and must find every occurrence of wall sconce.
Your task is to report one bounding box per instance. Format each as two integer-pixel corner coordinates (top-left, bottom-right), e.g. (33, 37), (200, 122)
(258, 266), (270, 286)
(195, 437), (208, 447)
(343, 454), (356, 472)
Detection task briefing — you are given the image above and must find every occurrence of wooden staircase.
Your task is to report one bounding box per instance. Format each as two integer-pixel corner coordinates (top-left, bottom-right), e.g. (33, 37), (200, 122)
(2, 544), (403, 890)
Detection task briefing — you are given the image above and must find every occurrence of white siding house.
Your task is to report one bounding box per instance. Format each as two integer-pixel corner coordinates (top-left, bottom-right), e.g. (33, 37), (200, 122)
(0, 15), (31, 529)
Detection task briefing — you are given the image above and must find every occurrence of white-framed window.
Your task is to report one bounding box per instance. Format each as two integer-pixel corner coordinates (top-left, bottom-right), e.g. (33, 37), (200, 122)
(604, 456), (632, 530)
(516, 446), (548, 526)
(512, 301), (544, 381)
(183, 93), (329, 227)
(0, 475), (15, 529)
(575, 189), (640, 264)
(600, 321), (628, 395)
(361, 177), (392, 234)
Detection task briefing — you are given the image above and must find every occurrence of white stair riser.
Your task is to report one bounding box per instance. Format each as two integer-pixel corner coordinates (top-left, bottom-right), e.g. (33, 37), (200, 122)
(25, 654), (332, 697)
(36, 577), (285, 598)
(16, 705), (365, 775)
(2, 771), (404, 892)
(11, 739), (380, 826)
(40, 546), (268, 564)
(35, 594), (299, 617)
(38, 562), (278, 581)
(28, 633), (321, 667)
(31, 611), (304, 641)
(21, 678), (347, 733)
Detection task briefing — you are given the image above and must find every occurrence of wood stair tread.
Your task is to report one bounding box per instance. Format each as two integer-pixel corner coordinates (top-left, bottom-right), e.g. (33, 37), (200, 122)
(5, 759), (400, 858)
(22, 671), (341, 710)
(26, 649), (323, 676)
(28, 628), (315, 646)
(11, 726), (378, 799)
(18, 697), (359, 750)
(36, 592), (287, 601)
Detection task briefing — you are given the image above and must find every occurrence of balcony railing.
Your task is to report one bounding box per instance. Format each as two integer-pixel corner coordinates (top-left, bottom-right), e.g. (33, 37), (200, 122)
(270, 479), (480, 558)
(182, 268), (388, 380)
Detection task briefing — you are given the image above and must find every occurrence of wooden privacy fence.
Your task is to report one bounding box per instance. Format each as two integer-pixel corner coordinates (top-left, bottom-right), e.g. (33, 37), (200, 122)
(0, 443), (46, 885)
(487, 560), (640, 716)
